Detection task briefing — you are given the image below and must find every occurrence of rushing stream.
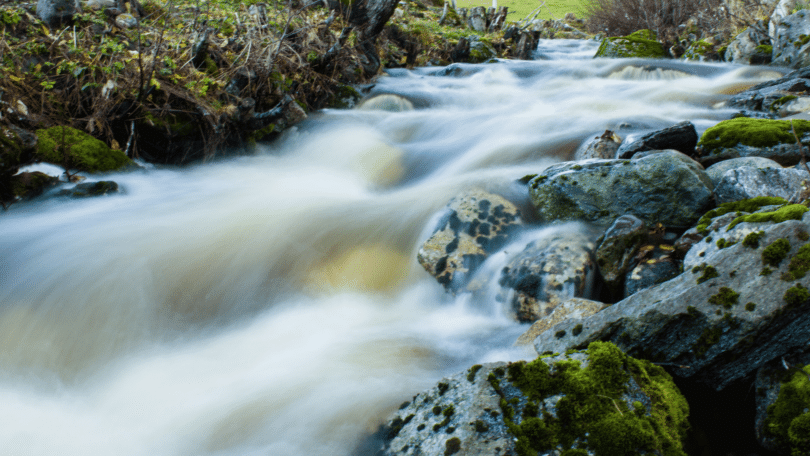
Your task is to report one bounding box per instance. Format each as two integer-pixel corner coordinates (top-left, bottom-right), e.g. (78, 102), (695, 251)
(0, 40), (790, 455)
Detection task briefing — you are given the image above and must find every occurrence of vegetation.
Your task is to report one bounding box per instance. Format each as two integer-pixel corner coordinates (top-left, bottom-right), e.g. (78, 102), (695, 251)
(764, 363), (810, 455)
(698, 118), (810, 153)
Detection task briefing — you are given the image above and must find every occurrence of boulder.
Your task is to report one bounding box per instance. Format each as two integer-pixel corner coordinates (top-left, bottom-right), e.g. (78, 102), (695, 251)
(497, 229), (596, 322)
(615, 121), (698, 159)
(37, 0), (79, 27)
(532, 207), (810, 391)
(705, 156), (782, 188)
(35, 126), (133, 173)
(681, 39), (724, 62)
(8, 171), (58, 200)
(574, 130), (621, 160)
(466, 36), (496, 63)
(593, 29), (667, 59)
(528, 151), (713, 228)
(595, 215), (647, 297)
(358, 94), (414, 112)
(714, 166), (810, 204)
(417, 189), (522, 290)
(753, 353), (810, 454)
(373, 342), (689, 456)
(771, 9), (810, 68)
(727, 67), (810, 112)
(58, 180), (119, 198)
(724, 27), (772, 64)
(623, 244), (680, 296)
(696, 117), (810, 167)
(467, 6), (486, 33)
(769, 0), (803, 42)
(515, 297), (607, 345)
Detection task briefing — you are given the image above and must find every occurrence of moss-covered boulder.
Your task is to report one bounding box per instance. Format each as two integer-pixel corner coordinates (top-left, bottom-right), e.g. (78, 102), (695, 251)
(754, 354), (810, 454)
(10, 171), (58, 200)
(373, 342), (689, 456)
(697, 118), (810, 167)
(528, 151), (713, 228)
(35, 126), (133, 173)
(594, 30), (667, 59)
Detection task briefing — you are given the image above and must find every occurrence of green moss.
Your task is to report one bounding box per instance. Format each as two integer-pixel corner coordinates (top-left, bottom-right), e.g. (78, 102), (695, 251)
(716, 238), (737, 249)
(502, 342), (688, 456)
(467, 364), (483, 382)
(728, 204), (809, 231)
(35, 126), (132, 173)
(743, 231), (765, 248)
(693, 326), (722, 359)
(708, 287), (740, 309)
(474, 419), (489, 432)
(696, 197), (787, 235)
(745, 302), (756, 311)
(696, 265), (719, 284)
(444, 436), (461, 455)
(438, 382), (450, 395)
(763, 364), (810, 454)
(572, 324), (584, 336)
(785, 243), (810, 280)
(784, 284), (810, 307)
(763, 238), (792, 267)
(594, 29), (667, 58)
(772, 95), (798, 111)
(756, 44), (773, 54)
(698, 118), (810, 153)
(762, 266), (774, 276)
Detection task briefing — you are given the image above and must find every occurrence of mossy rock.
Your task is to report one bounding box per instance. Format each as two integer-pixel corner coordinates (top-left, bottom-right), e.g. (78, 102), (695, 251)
(594, 29), (667, 59)
(698, 118), (810, 154)
(10, 171), (58, 199)
(763, 364), (810, 454)
(35, 126), (133, 173)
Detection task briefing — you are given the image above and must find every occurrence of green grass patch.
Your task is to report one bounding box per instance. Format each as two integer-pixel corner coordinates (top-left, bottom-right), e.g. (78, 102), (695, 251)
(456, 0), (591, 22)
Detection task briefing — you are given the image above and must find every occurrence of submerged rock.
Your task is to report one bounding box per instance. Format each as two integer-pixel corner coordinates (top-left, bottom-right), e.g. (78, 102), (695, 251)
(532, 207), (810, 391)
(373, 342), (689, 456)
(528, 151), (713, 228)
(58, 181), (119, 198)
(418, 189), (522, 290)
(498, 230), (596, 322)
(593, 29), (667, 59)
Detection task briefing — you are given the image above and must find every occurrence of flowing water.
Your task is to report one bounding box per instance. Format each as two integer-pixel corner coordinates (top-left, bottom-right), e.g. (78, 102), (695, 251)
(0, 40), (790, 455)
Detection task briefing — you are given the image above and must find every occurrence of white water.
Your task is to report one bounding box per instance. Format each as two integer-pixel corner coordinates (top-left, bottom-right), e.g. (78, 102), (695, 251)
(0, 40), (790, 455)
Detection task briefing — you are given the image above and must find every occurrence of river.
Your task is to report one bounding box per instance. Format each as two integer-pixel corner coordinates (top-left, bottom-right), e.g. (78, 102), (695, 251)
(0, 39), (788, 455)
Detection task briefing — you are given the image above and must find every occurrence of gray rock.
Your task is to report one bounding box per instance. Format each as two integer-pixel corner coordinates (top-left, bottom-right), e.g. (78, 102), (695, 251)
(515, 297), (608, 345)
(374, 343), (689, 456)
(705, 157), (782, 188)
(418, 189), (522, 291)
(37, 0), (80, 27)
(467, 6), (486, 33)
(623, 245), (680, 296)
(574, 130), (622, 160)
(698, 142), (810, 168)
(114, 13), (137, 28)
(358, 94), (414, 112)
(528, 150), (713, 228)
(498, 230), (596, 322)
(615, 121), (698, 159)
(725, 26), (772, 64)
(714, 166), (810, 204)
(726, 68), (810, 112)
(753, 351), (810, 452)
(769, 0), (801, 41)
(771, 9), (810, 68)
(533, 211), (810, 391)
(595, 215), (647, 296)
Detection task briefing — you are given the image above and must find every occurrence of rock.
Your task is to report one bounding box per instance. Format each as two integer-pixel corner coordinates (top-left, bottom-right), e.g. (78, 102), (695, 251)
(533, 207), (810, 391)
(515, 297), (607, 345)
(358, 94), (414, 112)
(225, 67), (258, 98)
(35, 126), (133, 173)
(467, 6), (486, 33)
(727, 67), (810, 112)
(771, 9), (810, 68)
(724, 26), (772, 64)
(37, 0), (79, 27)
(417, 189), (522, 290)
(58, 180), (119, 198)
(467, 36), (496, 63)
(714, 166), (810, 204)
(9, 171), (58, 200)
(83, 0), (117, 9)
(615, 121), (698, 159)
(696, 117), (810, 167)
(753, 352), (810, 454)
(373, 342), (690, 456)
(497, 229), (596, 322)
(513, 31), (537, 60)
(114, 13), (137, 28)
(769, 0), (803, 42)
(705, 157), (782, 188)
(528, 151), (713, 228)
(1, 124), (38, 202)
(574, 130), (621, 160)
(593, 29), (667, 59)
(623, 244), (680, 296)
(595, 215), (647, 297)
(681, 39), (724, 62)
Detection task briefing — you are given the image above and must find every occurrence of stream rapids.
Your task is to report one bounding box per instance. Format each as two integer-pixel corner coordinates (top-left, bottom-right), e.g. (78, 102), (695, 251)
(0, 39), (789, 455)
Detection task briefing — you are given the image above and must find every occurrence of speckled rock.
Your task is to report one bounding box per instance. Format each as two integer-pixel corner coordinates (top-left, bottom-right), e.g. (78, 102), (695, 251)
(725, 26), (772, 64)
(705, 157), (782, 188)
(771, 10), (810, 69)
(498, 229), (596, 322)
(418, 189), (522, 291)
(714, 167), (810, 204)
(374, 342), (689, 456)
(515, 298), (608, 345)
(528, 150), (713, 228)
(533, 210), (810, 391)
(623, 244), (680, 297)
(595, 215), (647, 297)
(574, 130), (622, 160)
(753, 352), (810, 453)
(615, 121), (698, 159)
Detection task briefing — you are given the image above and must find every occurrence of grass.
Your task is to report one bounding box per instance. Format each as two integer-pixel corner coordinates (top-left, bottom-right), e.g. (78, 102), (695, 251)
(456, 0), (591, 22)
